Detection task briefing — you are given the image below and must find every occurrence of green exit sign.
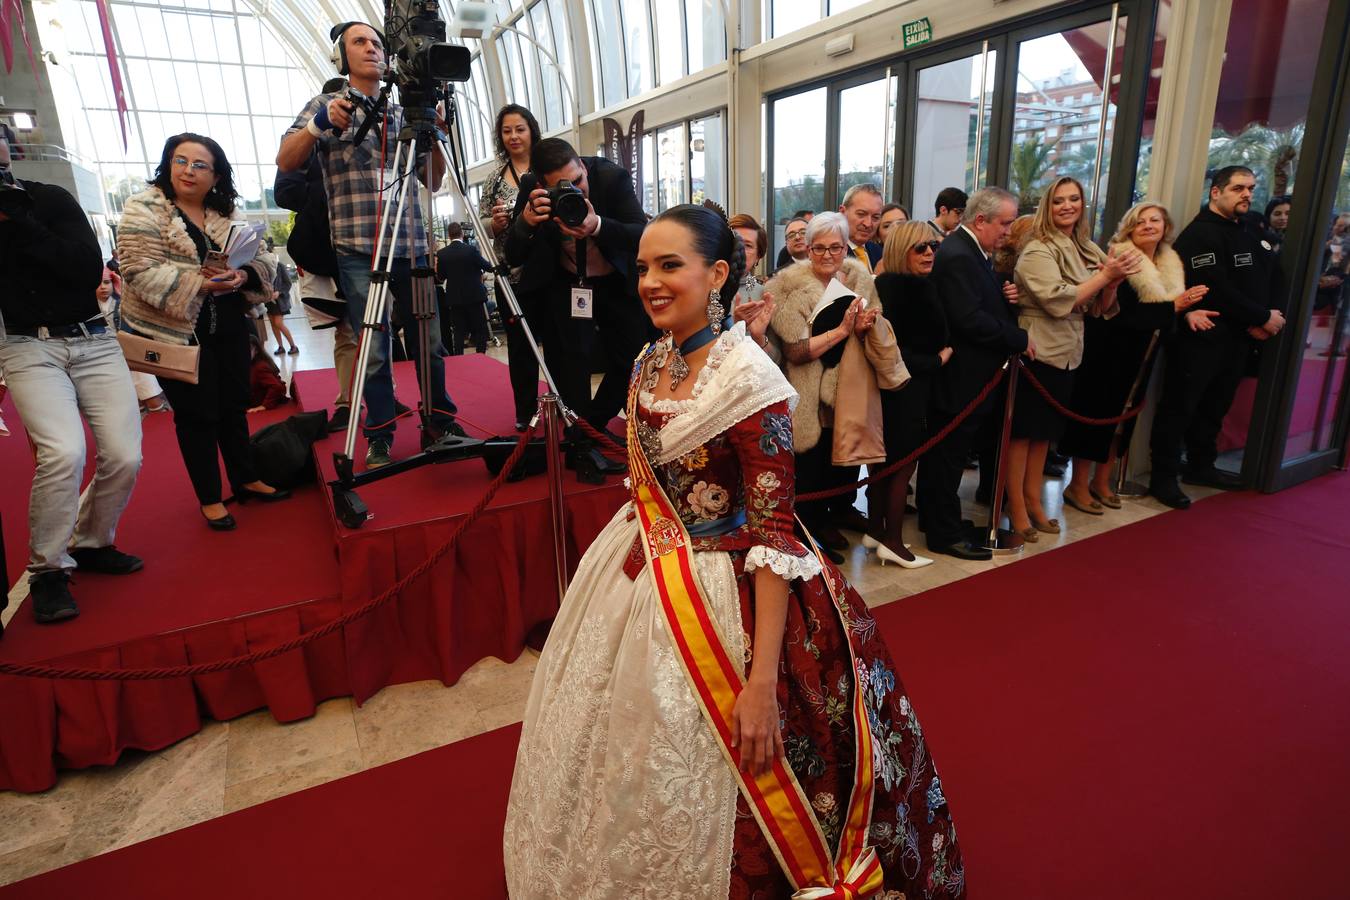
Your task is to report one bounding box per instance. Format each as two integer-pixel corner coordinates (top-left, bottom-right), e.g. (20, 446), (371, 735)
(902, 17), (933, 49)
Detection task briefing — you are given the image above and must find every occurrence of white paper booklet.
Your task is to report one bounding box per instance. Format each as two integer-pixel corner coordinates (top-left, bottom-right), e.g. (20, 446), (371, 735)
(224, 222), (266, 269)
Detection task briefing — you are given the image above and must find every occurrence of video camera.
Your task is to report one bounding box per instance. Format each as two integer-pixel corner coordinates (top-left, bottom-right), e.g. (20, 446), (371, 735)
(385, 0), (472, 117)
(548, 180), (588, 228)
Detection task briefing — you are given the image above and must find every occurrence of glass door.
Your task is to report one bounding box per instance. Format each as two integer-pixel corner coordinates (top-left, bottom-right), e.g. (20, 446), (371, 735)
(1279, 94), (1350, 466)
(903, 44), (999, 215)
(1006, 12), (1129, 233)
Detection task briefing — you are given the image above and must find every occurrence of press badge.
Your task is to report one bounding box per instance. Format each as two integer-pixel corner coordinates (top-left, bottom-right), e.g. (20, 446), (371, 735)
(570, 286), (594, 319)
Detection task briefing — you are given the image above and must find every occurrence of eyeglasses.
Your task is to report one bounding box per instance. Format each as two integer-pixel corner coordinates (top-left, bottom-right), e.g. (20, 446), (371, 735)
(785, 229), (807, 240)
(809, 243), (847, 256)
(912, 241), (941, 254)
(172, 156), (213, 173)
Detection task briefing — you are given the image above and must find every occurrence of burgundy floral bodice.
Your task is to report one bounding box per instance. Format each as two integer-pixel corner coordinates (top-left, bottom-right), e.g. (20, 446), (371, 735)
(634, 399), (812, 564)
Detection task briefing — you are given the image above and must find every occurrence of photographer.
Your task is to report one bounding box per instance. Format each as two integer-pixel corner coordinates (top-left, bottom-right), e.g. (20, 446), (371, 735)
(506, 138), (650, 477)
(0, 134), (143, 626)
(277, 21), (462, 469)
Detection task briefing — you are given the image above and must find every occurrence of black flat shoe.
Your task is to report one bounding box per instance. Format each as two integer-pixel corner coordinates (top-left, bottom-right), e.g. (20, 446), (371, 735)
(202, 510), (237, 531)
(233, 486), (292, 504)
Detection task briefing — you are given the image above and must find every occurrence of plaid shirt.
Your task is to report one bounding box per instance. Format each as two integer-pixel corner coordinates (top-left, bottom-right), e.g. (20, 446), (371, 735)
(288, 89), (426, 258)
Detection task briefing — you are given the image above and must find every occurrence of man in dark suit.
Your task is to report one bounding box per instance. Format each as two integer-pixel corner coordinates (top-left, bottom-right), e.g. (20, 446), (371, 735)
(917, 186), (1030, 560)
(839, 184), (884, 269)
(435, 222), (493, 355)
(506, 138), (650, 478)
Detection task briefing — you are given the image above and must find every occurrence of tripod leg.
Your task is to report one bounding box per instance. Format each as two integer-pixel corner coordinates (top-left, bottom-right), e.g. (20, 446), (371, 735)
(341, 140), (418, 465)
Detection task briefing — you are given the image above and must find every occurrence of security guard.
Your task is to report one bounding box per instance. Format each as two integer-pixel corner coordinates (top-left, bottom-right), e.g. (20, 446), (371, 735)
(1149, 165), (1286, 508)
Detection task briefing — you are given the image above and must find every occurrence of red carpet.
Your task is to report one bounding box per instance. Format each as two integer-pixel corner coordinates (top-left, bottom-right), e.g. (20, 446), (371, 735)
(9, 472), (1348, 898)
(0, 725), (523, 900)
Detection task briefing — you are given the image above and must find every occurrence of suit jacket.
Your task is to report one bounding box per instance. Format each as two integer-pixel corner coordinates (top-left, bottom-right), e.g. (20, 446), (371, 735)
(504, 156), (647, 295)
(930, 227), (1027, 413)
(436, 241), (493, 306)
(851, 241), (883, 269)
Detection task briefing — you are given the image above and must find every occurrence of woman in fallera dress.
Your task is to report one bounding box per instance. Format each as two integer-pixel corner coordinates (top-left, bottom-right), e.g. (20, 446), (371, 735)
(503, 205), (964, 899)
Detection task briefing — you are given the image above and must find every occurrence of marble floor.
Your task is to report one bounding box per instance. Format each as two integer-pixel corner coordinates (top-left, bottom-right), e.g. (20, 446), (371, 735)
(0, 312), (1221, 887)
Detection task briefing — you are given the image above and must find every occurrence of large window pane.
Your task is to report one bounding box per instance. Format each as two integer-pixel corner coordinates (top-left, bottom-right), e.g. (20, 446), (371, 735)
(770, 0), (818, 38)
(685, 0), (724, 74)
(530, 4), (564, 130)
(836, 78), (888, 200)
(690, 112), (724, 205)
(588, 0), (626, 107)
(771, 87), (827, 255)
(657, 123), (685, 211)
(640, 131), (657, 214)
(654, 0), (685, 86)
(1009, 17), (1127, 231)
(547, 0), (573, 123)
(911, 51), (996, 213)
(619, 0), (652, 98)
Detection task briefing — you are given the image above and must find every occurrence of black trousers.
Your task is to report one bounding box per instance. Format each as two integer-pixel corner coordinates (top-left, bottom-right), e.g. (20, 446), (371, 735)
(158, 306), (257, 505)
(446, 302), (490, 355)
(544, 274), (652, 432)
(917, 398), (994, 548)
(1149, 329), (1250, 481)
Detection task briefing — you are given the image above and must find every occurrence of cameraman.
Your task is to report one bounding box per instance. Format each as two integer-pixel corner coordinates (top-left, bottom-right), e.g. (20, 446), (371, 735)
(0, 134), (143, 627)
(507, 138), (649, 477)
(277, 21), (462, 469)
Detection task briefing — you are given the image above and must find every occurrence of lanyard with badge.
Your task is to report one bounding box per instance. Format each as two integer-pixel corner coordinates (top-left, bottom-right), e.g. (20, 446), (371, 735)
(570, 235), (593, 319)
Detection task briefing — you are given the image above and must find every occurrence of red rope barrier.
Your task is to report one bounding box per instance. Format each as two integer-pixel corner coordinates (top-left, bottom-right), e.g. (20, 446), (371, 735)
(797, 362), (1009, 501)
(573, 419), (627, 459)
(1014, 357), (1144, 426)
(0, 424), (538, 681)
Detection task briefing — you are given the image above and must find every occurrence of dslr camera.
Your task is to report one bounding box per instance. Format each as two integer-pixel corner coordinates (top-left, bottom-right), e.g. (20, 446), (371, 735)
(548, 180), (588, 228)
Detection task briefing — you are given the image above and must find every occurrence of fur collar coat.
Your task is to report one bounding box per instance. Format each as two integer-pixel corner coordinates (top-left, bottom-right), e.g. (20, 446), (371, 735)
(1109, 240), (1184, 304)
(117, 186), (276, 345)
(765, 256), (880, 452)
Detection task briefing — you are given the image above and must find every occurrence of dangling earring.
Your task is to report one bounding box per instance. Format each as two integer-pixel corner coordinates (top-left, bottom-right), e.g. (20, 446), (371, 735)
(706, 288), (725, 336)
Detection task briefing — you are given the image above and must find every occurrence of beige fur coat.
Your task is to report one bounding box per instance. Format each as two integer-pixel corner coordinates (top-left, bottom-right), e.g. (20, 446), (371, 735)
(117, 186), (276, 344)
(1108, 241), (1185, 304)
(766, 256), (902, 454)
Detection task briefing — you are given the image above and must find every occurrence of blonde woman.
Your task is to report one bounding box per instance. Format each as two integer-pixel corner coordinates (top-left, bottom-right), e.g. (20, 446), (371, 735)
(866, 221), (953, 568)
(1007, 176), (1140, 540)
(1059, 202), (1208, 511)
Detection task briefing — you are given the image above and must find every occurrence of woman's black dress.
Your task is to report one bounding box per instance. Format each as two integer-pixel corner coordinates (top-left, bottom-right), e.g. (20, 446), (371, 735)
(874, 272), (949, 462)
(1057, 278), (1177, 462)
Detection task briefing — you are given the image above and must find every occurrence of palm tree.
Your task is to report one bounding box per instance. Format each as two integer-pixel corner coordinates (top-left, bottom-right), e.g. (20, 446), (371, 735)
(1208, 122), (1305, 207)
(1009, 138), (1057, 212)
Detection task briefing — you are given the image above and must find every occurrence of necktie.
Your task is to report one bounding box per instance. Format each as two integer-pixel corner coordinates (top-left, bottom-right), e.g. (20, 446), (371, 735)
(853, 245), (869, 266)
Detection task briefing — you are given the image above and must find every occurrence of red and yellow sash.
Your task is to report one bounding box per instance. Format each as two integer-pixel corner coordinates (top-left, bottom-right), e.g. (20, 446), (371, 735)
(627, 351), (883, 898)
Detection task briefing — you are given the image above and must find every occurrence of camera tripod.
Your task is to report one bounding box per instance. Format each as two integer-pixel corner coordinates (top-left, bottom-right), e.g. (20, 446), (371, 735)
(330, 82), (569, 528)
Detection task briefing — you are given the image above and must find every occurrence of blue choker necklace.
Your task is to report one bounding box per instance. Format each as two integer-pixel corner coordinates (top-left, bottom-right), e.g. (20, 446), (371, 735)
(659, 316), (734, 390)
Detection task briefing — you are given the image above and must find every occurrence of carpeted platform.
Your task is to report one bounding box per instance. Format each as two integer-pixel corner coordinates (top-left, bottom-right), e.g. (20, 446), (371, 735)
(0, 356), (629, 793)
(292, 357), (629, 703)
(10, 471), (1347, 898)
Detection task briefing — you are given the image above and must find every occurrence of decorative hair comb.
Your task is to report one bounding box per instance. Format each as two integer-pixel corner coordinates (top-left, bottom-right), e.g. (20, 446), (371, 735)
(701, 199), (728, 222)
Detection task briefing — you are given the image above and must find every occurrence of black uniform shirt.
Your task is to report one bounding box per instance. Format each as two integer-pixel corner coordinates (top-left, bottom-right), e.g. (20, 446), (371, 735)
(0, 180), (104, 329)
(1173, 206), (1282, 336)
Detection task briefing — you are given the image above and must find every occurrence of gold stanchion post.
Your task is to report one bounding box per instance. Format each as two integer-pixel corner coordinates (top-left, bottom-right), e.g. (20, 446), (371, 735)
(983, 357), (1025, 556)
(539, 395), (569, 603)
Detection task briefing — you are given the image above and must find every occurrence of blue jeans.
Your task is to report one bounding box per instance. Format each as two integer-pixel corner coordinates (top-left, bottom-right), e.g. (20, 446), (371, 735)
(336, 253), (457, 443)
(0, 330), (142, 577)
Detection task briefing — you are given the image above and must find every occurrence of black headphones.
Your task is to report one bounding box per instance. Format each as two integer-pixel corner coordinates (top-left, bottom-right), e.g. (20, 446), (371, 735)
(329, 22), (386, 76)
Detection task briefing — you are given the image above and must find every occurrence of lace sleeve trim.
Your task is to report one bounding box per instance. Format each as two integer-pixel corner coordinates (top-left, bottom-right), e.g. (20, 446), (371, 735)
(743, 545), (823, 582)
